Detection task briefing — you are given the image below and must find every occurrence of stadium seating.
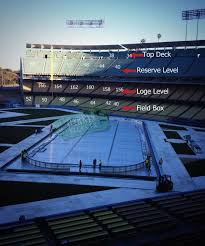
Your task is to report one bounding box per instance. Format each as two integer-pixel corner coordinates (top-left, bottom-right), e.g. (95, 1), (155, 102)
(0, 222), (47, 246)
(24, 95), (205, 123)
(0, 189), (205, 246)
(22, 48), (205, 77)
(21, 44), (205, 125)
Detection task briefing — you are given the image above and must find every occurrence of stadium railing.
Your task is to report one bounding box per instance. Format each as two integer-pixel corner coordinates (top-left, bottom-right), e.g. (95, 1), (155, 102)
(100, 161), (145, 173)
(25, 156), (145, 174)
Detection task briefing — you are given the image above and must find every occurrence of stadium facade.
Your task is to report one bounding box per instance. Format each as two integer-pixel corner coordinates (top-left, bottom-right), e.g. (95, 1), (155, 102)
(0, 40), (205, 245)
(21, 40), (205, 126)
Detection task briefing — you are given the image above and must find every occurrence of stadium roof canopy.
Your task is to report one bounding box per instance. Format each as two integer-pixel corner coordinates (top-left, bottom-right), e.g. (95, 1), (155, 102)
(26, 40), (205, 50)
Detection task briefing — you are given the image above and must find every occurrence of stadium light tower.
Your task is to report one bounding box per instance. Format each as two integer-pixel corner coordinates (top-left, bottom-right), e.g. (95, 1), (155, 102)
(50, 46), (54, 99)
(182, 9), (205, 47)
(157, 33), (162, 43)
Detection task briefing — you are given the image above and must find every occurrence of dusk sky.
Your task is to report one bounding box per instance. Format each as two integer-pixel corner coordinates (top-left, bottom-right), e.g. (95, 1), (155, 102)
(0, 0), (204, 69)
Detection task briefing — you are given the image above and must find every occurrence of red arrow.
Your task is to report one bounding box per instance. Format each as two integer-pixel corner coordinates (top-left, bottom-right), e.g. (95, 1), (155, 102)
(122, 89), (136, 95)
(130, 53), (144, 58)
(122, 68), (136, 74)
(122, 105), (136, 111)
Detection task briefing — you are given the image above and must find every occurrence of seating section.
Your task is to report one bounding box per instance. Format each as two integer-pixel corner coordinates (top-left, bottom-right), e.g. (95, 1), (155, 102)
(152, 191), (205, 224)
(89, 208), (135, 234)
(22, 48), (205, 77)
(24, 95), (205, 122)
(0, 222), (47, 246)
(46, 212), (108, 245)
(23, 82), (205, 103)
(112, 200), (176, 232)
(22, 47), (205, 124)
(0, 189), (205, 245)
(23, 57), (45, 74)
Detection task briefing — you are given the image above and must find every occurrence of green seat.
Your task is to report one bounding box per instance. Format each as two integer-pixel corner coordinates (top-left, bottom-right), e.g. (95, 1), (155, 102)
(48, 214), (89, 226)
(101, 217), (123, 225)
(69, 231), (108, 242)
(0, 234), (43, 246)
(111, 225), (135, 233)
(140, 220), (176, 232)
(54, 222), (98, 235)
(152, 195), (183, 202)
(92, 210), (113, 217)
(0, 229), (40, 241)
(184, 191), (205, 198)
(157, 198), (186, 205)
(189, 196), (205, 202)
(175, 207), (204, 216)
(126, 211), (163, 221)
(107, 221), (128, 229)
(169, 203), (201, 212)
(114, 204), (149, 213)
(97, 214), (119, 221)
(51, 218), (93, 230)
(57, 226), (103, 240)
(120, 207), (156, 216)
(14, 224), (37, 232)
(183, 210), (205, 219)
(13, 238), (46, 246)
(137, 217), (174, 229)
(112, 201), (146, 209)
(133, 214), (169, 224)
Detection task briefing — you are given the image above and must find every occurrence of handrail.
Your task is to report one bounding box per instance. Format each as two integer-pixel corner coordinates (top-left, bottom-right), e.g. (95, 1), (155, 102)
(26, 156), (145, 174)
(142, 121), (162, 177)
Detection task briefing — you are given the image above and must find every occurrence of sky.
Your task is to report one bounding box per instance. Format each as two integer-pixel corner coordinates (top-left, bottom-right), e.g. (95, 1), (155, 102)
(0, 0), (205, 70)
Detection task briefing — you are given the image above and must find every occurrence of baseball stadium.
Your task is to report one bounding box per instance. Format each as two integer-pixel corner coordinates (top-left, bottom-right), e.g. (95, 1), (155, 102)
(0, 0), (205, 245)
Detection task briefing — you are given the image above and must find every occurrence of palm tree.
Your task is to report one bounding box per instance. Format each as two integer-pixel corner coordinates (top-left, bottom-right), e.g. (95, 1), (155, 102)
(157, 33), (162, 43)
(140, 38), (146, 44)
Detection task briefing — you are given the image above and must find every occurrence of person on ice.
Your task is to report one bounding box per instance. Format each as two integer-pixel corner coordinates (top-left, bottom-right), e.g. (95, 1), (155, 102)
(93, 159), (97, 169)
(21, 149), (28, 161)
(79, 160), (82, 172)
(145, 158), (151, 171)
(49, 124), (53, 137)
(99, 160), (102, 171)
(159, 158), (163, 166)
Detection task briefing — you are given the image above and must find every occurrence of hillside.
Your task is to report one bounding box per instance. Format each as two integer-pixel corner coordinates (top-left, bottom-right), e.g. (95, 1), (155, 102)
(0, 67), (19, 86)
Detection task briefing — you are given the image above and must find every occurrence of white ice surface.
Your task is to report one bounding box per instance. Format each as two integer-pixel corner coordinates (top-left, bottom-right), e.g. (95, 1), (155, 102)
(33, 119), (144, 166)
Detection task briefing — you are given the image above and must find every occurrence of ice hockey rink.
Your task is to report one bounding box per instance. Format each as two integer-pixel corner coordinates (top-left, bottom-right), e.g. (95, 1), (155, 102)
(29, 115), (147, 166)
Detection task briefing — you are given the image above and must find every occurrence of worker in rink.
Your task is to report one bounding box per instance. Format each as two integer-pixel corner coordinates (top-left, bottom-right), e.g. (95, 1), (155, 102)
(79, 160), (82, 172)
(93, 159), (97, 170)
(99, 160), (102, 171)
(49, 124), (53, 136)
(21, 149), (28, 161)
(145, 155), (151, 171)
(159, 158), (163, 166)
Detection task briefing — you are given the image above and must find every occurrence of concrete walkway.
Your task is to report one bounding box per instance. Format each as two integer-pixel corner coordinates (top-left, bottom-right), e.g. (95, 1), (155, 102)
(0, 187), (172, 225)
(146, 121), (197, 192)
(0, 172), (156, 190)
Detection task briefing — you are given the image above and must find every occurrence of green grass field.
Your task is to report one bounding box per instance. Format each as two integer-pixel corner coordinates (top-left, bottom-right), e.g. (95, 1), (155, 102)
(0, 126), (43, 144)
(0, 108), (73, 123)
(184, 159), (205, 177)
(159, 124), (187, 131)
(163, 131), (182, 139)
(0, 181), (112, 206)
(171, 143), (195, 155)
(22, 119), (56, 126)
(0, 146), (9, 153)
